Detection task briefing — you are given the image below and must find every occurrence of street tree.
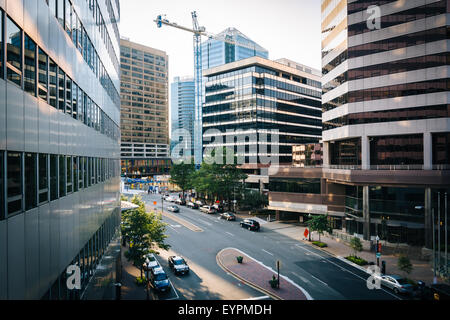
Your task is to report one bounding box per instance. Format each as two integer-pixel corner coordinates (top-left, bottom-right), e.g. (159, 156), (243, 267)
(306, 214), (329, 242)
(122, 195), (170, 278)
(350, 236), (363, 258)
(397, 255), (413, 277)
(169, 161), (195, 198)
(240, 189), (268, 212)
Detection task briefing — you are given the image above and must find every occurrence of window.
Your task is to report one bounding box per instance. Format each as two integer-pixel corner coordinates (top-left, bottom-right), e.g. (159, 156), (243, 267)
(73, 157), (78, 193)
(57, 0), (64, 27)
(6, 16), (22, 86)
(50, 154), (58, 200)
(38, 154), (48, 204)
(25, 153), (37, 211)
(24, 35), (37, 96)
(84, 156), (89, 188)
(78, 157), (83, 190)
(49, 58), (57, 108)
(7, 152), (22, 216)
(72, 82), (78, 119)
(78, 88), (84, 124)
(49, 0), (56, 18)
(58, 68), (65, 112)
(0, 152), (4, 220)
(59, 155), (66, 197)
(66, 156), (72, 194)
(0, 11), (3, 79)
(64, 0), (71, 37)
(38, 49), (48, 101)
(66, 76), (72, 116)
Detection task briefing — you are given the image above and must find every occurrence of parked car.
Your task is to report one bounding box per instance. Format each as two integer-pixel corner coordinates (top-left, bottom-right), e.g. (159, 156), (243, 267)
(195, 200), (205, 207)
(212, 204), (224, 213)
(186, 201), (199, 209)
(376, 274), (414, 295)
(168, 256), (190, 275)
(220, 212), (236, 221)
(142, 253), (160, 271)
(149, 267), (171, 292)
(175, 198), (186, 206)
(240, 219), (260, 231)
(200, 205), (216, 214)
(167, 205), (179, 213)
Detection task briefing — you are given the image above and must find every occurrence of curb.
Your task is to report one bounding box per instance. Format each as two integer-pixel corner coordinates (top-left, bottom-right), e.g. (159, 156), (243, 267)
(216, 248), (283, 301)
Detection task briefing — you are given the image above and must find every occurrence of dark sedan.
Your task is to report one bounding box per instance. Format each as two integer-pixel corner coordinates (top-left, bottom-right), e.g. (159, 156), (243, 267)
(240, 219), (260, 231)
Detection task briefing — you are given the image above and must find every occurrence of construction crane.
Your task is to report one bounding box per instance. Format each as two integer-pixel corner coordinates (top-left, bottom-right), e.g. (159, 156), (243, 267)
(154, 12), (259, 167)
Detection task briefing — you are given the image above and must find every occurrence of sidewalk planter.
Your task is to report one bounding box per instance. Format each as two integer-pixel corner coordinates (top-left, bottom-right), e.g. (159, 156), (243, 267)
(269, 276), (278, 289)
(236, 256), (243, 263)
(345, 255), (368, 266)
(312, 241), (328, 248)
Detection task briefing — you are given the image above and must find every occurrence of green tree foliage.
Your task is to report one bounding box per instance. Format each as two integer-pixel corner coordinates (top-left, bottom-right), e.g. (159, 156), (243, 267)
(306, 215), (329, 242)
(121, 195), (170, 277)
(169, 161), (195, 196)
(397, 255), (413, 277)
(240, 189), (268, 212)
(350, 237), (363, 257)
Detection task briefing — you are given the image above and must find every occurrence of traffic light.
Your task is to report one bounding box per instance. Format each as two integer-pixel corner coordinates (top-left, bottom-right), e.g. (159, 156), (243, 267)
(378, 243), (382, 253)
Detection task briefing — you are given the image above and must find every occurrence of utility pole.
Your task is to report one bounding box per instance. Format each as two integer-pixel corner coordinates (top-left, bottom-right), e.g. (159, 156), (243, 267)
(438, 192), (441, 276)
(432, 208), (437, 284)
(446, 192), (448, 277)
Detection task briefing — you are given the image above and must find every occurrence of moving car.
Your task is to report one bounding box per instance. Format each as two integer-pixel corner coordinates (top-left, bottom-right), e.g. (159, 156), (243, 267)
(186, 201), (199, 209)
(142, 253), (160, 271)
(220, 212), (236, 221)
(175, 198), (186, 206)
(168, 256), (190, 275)
(212, 204), (224, 213)
(200, 205), (216, 214)
(195, 200), (205, 207)
(149, 267), (171, 292)
(167, 205), (179, 213)
(377, 274), (414, 295)
(240, 219), (260, 231)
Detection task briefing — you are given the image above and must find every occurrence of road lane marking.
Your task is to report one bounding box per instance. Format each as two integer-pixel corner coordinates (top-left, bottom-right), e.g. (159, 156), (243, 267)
(310, 275), (328, 286)
(225, 232), (235, 237)
(291, 272), (310, 284)
(197, 219), (212, 226)
(262, 249), (274, 256)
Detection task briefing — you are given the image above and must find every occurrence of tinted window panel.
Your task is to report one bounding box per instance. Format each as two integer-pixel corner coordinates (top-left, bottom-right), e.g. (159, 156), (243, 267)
(25, 153), (37, 211)
(24, 35), (37, 96)
(7, 152), (22, 215)
(6, 16), (22, 86)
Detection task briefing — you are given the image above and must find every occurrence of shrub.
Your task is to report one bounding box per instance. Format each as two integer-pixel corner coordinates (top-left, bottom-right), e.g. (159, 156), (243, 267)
(312, 241), (328, 248)
(269, 275), (278, 289)
(236, 256), (243, 263)
(135, 276), (147, 286)
(345, 255), (368, 266)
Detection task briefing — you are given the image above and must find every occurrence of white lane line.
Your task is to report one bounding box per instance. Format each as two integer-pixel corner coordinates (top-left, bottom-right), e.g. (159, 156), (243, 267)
(167, 224), (179, 234)
(310, 275), (328, 287)
(291, 272), (311, 284)
(225, 232), (235, 237)
(295, 244), (401, 299)
(261, 249), (274, 256)
(197, 219), (212, 226)
(243, 295), (270, 300)
(165, 281), (180, 300)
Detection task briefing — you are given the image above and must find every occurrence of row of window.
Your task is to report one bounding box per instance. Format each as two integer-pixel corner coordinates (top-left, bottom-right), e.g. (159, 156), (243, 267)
(348, 0), (447, 36)
(0, 151), (120, 220)
(0, 11), (119, 142)
(323, 104), (450, 131)
(43, 213), (119, 300)
(269, 178), (321, 194)
(44, 0), (120, 109)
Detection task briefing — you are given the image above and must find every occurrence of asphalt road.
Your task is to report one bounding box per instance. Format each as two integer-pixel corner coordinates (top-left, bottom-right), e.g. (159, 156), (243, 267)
(140, 192), (401, 300)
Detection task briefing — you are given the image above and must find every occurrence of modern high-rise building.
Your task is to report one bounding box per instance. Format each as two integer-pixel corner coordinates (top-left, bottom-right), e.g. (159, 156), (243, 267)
(0, 0), (122, 299)
(171, 76), (195, 159)
(320, 0), (450, 247)
(193, 28), (269, 165)
(202, 56), (322, 165)
(120, 39), (171, 177)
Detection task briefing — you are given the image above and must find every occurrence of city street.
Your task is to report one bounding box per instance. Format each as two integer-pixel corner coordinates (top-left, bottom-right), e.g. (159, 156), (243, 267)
(141, 192), (402, 300)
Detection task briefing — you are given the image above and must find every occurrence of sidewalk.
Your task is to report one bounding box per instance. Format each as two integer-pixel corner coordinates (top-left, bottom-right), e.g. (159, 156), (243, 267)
(237, 215), (446, 286)
(120, 244), (150, 300)
(216, 248), (311, 300)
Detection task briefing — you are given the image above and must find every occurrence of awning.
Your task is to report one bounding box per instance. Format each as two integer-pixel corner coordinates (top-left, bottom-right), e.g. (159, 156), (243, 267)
(121, 201), (139, 212)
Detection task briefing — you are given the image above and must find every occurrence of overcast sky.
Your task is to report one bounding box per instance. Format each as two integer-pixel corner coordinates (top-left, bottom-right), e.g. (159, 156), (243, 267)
(119, 0), (322, 80)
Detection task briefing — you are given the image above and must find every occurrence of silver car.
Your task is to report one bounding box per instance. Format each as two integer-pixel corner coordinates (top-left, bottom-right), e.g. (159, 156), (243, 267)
(378, 275), (414, 295)
(143, 253), (160, 271)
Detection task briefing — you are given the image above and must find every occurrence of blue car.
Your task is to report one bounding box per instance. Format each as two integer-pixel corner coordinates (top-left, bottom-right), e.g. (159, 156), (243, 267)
(149, 267), (171, 292)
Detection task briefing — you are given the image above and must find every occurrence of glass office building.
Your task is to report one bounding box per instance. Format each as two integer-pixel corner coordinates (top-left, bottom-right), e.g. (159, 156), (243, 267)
(0, 0), (121, 299)
(171, 76), (195, 159)
(203, 57), (322, 164)
(320, 0), (450, 248)
(194, 27), (269, 165)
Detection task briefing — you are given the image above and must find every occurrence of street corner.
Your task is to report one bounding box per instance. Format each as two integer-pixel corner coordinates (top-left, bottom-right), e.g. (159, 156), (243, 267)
(216, 248), (312, 301)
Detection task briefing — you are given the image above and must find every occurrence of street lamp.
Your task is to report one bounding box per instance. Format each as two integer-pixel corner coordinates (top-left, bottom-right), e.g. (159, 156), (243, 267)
(308, 214), (312, 242)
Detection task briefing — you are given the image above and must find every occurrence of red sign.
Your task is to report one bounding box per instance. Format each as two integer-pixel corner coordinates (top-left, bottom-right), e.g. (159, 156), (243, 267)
(153, 201), (157, 205)
(216, 200), (220, 203)
(378, 243), (382, 253)
(304, 229), (309, 238)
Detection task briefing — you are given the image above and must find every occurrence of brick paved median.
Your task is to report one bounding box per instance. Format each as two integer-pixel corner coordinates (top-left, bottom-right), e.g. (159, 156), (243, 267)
(217, 248), (311, 300)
